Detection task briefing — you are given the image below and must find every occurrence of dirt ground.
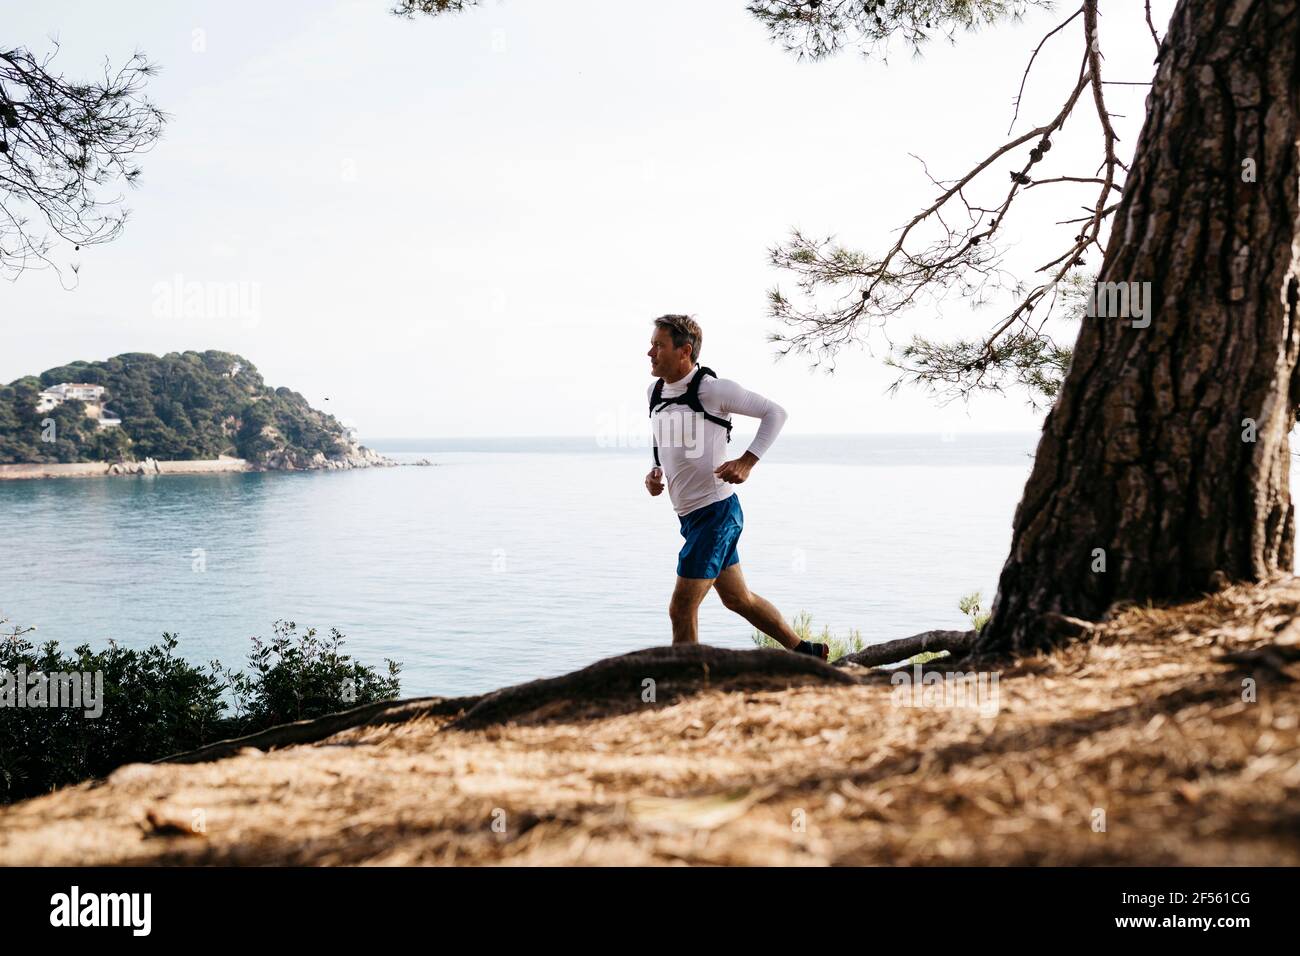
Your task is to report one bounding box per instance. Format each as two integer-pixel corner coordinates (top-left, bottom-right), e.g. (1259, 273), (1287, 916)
(2, 578), (1298, 865)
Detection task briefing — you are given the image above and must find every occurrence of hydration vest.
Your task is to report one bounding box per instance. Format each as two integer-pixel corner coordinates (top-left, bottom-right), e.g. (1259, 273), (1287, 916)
(648, 365), (733, 467)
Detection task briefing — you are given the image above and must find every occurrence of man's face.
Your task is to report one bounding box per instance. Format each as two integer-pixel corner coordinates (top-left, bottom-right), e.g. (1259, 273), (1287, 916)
(647, 327), (689, 378)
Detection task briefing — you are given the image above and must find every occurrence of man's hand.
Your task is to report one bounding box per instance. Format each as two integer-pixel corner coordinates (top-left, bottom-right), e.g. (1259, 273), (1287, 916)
(715, 451), (759, 484)
(645, 466), (665, 496)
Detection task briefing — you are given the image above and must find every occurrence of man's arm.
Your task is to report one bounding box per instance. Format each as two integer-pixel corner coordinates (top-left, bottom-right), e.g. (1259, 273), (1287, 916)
(646, 381), (658, 464)
(645, 381), (665, 493)
(707, 378), (788, 482)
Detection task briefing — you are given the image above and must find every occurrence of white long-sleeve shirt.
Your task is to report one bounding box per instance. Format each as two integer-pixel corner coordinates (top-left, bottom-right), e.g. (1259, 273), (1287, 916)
(648, 365), (788, 516)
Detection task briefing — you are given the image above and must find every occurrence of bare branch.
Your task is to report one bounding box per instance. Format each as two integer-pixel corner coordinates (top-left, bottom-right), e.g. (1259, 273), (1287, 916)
(767, 53), (1094, 383)
(1008, 5), (1083, 134)
(0, 44), (165, 282)
(1144, 0), (1162, 52)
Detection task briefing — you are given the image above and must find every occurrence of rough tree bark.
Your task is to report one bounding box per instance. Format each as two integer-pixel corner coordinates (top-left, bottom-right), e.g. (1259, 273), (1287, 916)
(979, 0), (1300, 654)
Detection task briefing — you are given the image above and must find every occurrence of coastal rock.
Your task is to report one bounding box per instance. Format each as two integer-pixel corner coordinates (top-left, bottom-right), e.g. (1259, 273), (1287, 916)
(106, 457), (161, 476)
(257, 440), (396, 473)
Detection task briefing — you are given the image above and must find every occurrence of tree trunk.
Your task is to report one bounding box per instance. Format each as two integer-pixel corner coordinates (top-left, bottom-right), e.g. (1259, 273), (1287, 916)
(979, 0), (1300, 654)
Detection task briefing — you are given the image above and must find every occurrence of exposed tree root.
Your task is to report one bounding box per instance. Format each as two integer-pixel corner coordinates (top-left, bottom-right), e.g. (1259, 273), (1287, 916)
(1216, 644), (1300, 681)
(155, 694), (483, 765)
(447, 644), (858, 732)
(153, 644), (857, 763)
(833, 629), (975, 668)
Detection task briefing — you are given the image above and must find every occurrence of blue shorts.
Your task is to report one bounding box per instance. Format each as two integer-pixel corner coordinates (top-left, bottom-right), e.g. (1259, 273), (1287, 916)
(677, 493), (743, 579)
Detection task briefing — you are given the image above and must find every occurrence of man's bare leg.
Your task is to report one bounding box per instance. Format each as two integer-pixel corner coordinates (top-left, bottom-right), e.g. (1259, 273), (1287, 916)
(669, 575), (714, 645)
(712, 563), (803, 650)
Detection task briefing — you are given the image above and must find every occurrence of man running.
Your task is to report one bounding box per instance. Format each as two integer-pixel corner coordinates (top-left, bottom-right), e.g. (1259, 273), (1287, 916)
(644, 314), (828, 660)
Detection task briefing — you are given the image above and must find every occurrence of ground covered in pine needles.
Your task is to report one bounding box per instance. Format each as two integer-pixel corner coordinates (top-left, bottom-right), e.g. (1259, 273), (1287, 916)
(2, 577), (1299, 866)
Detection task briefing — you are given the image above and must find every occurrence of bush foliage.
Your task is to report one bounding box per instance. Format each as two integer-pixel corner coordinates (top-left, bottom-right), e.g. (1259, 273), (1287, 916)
(0, 620), (401, 804)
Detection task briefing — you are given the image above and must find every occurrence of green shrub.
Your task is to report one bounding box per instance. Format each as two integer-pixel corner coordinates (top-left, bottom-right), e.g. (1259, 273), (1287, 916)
(216, 620), (401, 728)
(958, 591), (991, 632)
(0, 617), (401, 804)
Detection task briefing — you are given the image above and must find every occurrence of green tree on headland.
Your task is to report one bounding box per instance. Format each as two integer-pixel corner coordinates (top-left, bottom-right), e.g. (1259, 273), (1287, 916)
(0, 350), (354, 466)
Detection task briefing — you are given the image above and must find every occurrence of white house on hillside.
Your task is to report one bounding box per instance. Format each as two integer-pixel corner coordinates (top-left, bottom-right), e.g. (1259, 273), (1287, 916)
(36, 383), (106, 412)
(35, 382), (121, 428)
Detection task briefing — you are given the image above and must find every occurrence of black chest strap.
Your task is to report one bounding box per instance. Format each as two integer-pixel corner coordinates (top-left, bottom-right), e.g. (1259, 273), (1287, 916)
(648, 366), (733, 466)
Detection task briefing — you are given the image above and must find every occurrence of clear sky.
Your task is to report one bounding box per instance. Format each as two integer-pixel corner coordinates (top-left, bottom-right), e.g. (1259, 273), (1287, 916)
(1, 0), (1174, 439)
